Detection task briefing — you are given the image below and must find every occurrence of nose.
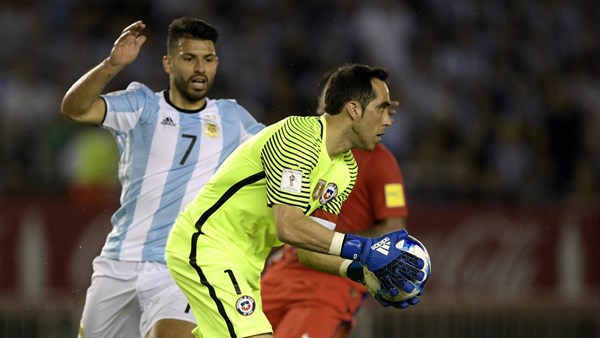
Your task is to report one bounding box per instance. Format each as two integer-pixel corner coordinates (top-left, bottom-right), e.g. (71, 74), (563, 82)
(195, 59), (206, 73)
(383, 109), (393, 126)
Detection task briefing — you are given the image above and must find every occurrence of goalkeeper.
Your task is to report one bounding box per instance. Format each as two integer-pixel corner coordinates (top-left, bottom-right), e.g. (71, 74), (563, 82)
(166, 64), (424, 338)
(261, 70), (414, 337)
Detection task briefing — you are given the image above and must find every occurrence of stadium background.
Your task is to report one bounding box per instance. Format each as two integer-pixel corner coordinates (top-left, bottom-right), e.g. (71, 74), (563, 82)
(0, 0), (599, 337)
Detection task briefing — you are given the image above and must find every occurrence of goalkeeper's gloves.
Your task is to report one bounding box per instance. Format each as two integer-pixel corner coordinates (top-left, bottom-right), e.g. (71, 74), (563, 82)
(339, 229), (424, 297)
(343, 260), (365, 283)
(342, 260), (421, 309)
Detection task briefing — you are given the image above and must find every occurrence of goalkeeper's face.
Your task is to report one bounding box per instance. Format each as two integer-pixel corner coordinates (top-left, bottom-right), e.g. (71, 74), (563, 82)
(163, 38), (219, 108)
(351, 79), (393, 151)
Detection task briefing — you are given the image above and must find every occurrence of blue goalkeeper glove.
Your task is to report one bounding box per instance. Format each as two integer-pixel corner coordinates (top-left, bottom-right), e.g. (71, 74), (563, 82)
(340, 229), (424, 297)
(344, 260), (421, 309)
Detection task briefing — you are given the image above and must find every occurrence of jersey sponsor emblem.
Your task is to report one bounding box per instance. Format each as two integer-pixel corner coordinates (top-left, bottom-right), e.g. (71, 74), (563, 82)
(312, 179), (326, 200)
(236, 296), (255, 316)
(161, 116), (176, 126)
(384, 183), (405, 207)
(280, 168), (303, 193)
(202, 114), (220, 137)
(319, 182), (338, 204)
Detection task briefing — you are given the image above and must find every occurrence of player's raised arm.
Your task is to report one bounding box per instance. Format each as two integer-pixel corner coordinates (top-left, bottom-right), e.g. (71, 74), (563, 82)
(61, 20), (147, 125)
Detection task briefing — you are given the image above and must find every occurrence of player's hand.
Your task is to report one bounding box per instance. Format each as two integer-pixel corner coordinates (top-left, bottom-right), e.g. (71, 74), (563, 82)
(373, 250), (426, 297)
(107, 20), (147, 68)
(362, 266), (423, 309)
(341, 230), (424, 297)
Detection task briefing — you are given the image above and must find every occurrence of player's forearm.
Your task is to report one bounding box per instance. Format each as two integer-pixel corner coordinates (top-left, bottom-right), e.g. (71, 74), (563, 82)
(277, 215), (364, 269)
(297, 248), (365, 283)
(277, 215), (336, 254)
(273, 205), (388, 265)
(61, 58), (124, 121)
(273, 204), (338, 254)
(297, 248), (344, 276)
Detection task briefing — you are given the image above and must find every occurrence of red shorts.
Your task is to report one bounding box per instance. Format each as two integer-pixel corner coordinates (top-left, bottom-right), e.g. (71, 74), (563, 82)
(261, 268), (367, 338)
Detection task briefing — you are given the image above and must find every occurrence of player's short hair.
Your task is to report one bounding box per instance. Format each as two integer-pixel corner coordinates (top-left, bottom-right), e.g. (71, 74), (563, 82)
(324, 64), (389, 116)
(167, 17), (219, 55)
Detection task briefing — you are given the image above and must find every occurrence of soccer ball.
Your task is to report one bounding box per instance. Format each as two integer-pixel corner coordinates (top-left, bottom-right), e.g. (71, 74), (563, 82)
(363, 235), (431, 302)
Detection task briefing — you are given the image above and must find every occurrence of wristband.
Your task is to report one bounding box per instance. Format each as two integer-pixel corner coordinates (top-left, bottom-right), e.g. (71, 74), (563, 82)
(346, 260), (364, 283)
(328, 232), (345, 256)
(339, 260), (364, 283)
(339, 259), (352, 278)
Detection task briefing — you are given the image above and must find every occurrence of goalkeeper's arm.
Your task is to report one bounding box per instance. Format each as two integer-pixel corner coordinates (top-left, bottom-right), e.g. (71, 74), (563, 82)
(296, 249), (364, 283)
(297, 249), (420, 309)
(273, 204), (422, 294)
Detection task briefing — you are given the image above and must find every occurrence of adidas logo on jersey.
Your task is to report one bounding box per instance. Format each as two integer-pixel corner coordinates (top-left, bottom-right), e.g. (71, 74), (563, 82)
(371, 237), (391, 256)
(161, 117), (176, 126)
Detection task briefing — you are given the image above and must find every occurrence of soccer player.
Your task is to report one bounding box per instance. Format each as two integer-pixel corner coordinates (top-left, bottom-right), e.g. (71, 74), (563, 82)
(60, 18), (265, 338)
(166, 64), (423, 337)
(261, 73), (410, 337)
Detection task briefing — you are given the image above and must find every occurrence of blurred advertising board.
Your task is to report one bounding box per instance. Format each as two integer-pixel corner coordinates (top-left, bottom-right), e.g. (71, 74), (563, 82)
(0, 197), (598, 302)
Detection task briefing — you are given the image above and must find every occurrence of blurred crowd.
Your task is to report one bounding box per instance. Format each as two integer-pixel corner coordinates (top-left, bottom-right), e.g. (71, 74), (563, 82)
(1, 0), (599, 205)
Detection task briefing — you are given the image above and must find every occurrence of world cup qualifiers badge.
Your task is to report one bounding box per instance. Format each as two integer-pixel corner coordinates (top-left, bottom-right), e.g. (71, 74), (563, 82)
(236, 296), (255, 316)
(280, 168), (303, 193)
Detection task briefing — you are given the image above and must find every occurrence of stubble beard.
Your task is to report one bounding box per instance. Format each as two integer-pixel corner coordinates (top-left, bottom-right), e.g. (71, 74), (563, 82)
(174, 76), (211, 104)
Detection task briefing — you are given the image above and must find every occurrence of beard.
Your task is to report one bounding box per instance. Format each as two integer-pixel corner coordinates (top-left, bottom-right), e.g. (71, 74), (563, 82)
(173, 75), (211, 103)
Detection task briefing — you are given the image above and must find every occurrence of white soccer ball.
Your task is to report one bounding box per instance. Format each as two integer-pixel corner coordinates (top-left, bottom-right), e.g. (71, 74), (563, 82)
(364, 235), (431, 302)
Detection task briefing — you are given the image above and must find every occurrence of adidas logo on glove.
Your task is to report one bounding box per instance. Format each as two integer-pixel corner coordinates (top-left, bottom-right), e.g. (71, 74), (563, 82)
(370, 237), (391, 256)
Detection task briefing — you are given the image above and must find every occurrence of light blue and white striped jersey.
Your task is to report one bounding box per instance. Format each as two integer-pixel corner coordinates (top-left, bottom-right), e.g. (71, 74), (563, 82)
(99, 82), (265, 263)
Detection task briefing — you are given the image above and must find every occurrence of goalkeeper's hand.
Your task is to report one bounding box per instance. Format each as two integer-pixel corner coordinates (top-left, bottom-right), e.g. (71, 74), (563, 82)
(340, 229), (424, 297)
(344, 261), (421, 309)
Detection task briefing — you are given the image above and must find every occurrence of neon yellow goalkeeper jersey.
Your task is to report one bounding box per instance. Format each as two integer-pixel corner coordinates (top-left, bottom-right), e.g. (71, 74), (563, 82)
(167, 115), (357, 273)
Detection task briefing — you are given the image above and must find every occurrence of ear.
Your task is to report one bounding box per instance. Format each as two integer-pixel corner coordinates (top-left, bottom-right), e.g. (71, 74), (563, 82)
(162, 55), (171, 74)
(346, 101), (362, 120)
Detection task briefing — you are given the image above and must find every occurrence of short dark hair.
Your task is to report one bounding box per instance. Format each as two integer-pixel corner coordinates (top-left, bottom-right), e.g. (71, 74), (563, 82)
(167, 17), (219, 55)
(324, 64), (389, 116)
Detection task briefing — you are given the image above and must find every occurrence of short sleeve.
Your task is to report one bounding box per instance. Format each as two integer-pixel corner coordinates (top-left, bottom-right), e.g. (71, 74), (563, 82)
(101, 82), (155, 133)
(261, 117), (321, 212)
